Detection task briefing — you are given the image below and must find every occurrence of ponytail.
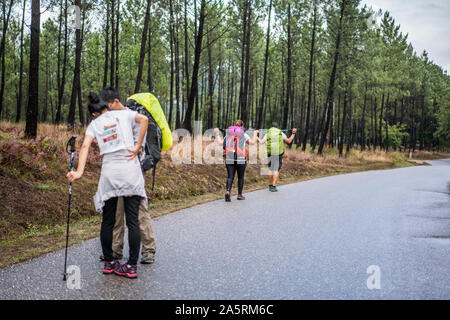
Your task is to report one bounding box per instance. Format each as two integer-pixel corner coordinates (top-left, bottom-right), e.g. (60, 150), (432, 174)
(87, 92), (108, 115)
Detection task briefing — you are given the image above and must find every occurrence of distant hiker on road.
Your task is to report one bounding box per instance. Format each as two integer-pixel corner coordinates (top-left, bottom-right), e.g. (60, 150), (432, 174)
(214, 120), (258, 202)
(66, 92), (148, 279)
(258, 122), (297, 192)
(99, 87), (156, 265)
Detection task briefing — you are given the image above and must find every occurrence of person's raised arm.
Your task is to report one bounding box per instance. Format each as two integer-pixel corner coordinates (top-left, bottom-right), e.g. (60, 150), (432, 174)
(67, 134), (94, 182)
(247, 130), (259, 145)
(283, 128), (297, 144)
(214, 128), (224, 145)
(127, 113), (148, 160)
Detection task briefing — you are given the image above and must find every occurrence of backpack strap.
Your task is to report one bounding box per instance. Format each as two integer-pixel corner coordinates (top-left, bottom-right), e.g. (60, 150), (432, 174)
(151, 162), (157, 191)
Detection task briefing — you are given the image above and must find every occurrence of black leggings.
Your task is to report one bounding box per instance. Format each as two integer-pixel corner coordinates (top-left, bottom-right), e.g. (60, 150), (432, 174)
(226, 163), (247, 194)
(101, 196), (141, 265)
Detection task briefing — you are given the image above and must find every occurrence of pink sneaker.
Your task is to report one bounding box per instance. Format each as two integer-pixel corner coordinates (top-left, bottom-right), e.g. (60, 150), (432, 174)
(103, 260), (120, 275)
(114, 263), (138, 279)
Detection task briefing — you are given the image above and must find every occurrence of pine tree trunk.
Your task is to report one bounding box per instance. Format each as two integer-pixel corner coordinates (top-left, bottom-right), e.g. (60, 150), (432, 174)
(56, 0), (68, 124)
(175, 13), (181, 129)
(67, 0), (82, 128)
(184, 0), (190, 95)
(256, 0), (272, 129)
(379, 93), (384, 149)
(78, 5), (86, 126)
(217, 55), (223, 128)
(346, 88), (353, 155)
(419, 94), (425, 150)
(147, 19), (152, 92)
(42, 48), (49, 122)
(207, 37), (214, 129)
(0, 0), (13, 118)
(238, 0), (248, 123)
(115, 0), (120, 89)
(243, 2), (251, 125)
(168, 0), (174, 129)
(282, 3), (292, 129)
(372, 97), (378, 150)
(103, 0), (110, 88)
(385, 93), (390, 151)
(135, 0), (151, 93)
(302, 0), (317, 150)
(311, 64), (318, 150)
(339, 89), (347, 157)
(318, 0), (347, 155)
(360, 82), (367, 151)
(16, 0), (26, 123)
(183, 0), (206, 132)
(25, 0), (40, 138)
(110, 0), (116, 88)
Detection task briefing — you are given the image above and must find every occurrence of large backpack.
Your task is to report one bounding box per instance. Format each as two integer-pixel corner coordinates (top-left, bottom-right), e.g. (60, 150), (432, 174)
(224, 126), (247, 164)
(124, 93), (172, 190)
(266, 127), (284, 156)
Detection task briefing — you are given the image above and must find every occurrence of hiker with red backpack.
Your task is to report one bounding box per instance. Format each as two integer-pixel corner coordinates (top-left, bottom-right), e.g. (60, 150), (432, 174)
(214, 120), (258, 202)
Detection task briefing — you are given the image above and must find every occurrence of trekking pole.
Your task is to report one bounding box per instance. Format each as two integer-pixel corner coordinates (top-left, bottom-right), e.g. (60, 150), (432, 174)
(63, 136), (77, 281)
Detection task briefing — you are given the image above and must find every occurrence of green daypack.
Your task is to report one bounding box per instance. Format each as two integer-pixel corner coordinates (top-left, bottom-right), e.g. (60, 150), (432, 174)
(125, 93), (172, 190)
(127, 93), (172, 152)
(267, 127), (284, 155)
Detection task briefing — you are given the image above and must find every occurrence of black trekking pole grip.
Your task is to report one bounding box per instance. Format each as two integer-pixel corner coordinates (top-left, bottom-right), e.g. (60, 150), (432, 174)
(66, 136), (76, 154)
(63, 136), (76, 281)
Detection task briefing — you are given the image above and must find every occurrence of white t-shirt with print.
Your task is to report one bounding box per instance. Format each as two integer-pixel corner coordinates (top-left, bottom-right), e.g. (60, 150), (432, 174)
(85, 110), (137, 156)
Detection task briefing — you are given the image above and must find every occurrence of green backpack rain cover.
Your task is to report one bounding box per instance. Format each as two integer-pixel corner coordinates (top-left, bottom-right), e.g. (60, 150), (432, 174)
(127, 92), (172, 152)
(267, 127), (284, 156)
(125, 92), (173, 189)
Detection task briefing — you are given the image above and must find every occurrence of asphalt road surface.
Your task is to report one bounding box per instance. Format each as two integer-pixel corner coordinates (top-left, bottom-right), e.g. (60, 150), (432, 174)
(0, 159), (449, 300)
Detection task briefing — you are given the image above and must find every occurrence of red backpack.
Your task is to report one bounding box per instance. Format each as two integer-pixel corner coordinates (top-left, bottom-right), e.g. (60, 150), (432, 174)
(224, 126), (247, 163)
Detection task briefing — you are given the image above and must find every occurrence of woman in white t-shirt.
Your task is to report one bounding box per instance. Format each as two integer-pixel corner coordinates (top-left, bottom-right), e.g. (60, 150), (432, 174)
(66, 92), (148, 279)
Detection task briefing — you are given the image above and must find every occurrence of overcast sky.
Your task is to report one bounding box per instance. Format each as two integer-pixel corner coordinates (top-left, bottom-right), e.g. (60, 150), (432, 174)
(360, 0), (450, 73)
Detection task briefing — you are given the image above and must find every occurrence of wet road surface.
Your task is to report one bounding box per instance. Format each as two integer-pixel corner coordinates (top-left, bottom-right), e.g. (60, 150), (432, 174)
(0, 159), (449, 299)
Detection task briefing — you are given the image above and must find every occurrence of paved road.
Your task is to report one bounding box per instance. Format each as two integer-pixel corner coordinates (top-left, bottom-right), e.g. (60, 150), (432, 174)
(0, 160), (449, 300)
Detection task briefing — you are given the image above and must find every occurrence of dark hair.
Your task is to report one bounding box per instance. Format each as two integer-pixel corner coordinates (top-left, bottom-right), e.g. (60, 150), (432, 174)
(271, 122), (279, 128)
(99, 86), (120, 104)
(87, 92), (108, 115)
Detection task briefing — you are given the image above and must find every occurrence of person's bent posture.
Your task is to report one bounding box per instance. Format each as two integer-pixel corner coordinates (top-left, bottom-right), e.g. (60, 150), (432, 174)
(99, 86), (156, 264)
(67, 92), (148, 279)
(258, 122), (296, 192)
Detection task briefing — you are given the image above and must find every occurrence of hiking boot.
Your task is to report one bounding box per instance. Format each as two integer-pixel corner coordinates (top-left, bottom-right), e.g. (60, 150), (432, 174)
(114, 263), (138, 279)
(140, 253), (155, 264)
(225, 191), (231, 202)
(103, 260), (120, 275)
(271, 186), (278, 192)
(237, 194), (246, 200)
(99, 253), (122, 262)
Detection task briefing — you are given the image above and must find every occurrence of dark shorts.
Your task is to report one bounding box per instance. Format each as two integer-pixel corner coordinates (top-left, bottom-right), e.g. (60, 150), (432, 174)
(267, 154), (283, 172)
